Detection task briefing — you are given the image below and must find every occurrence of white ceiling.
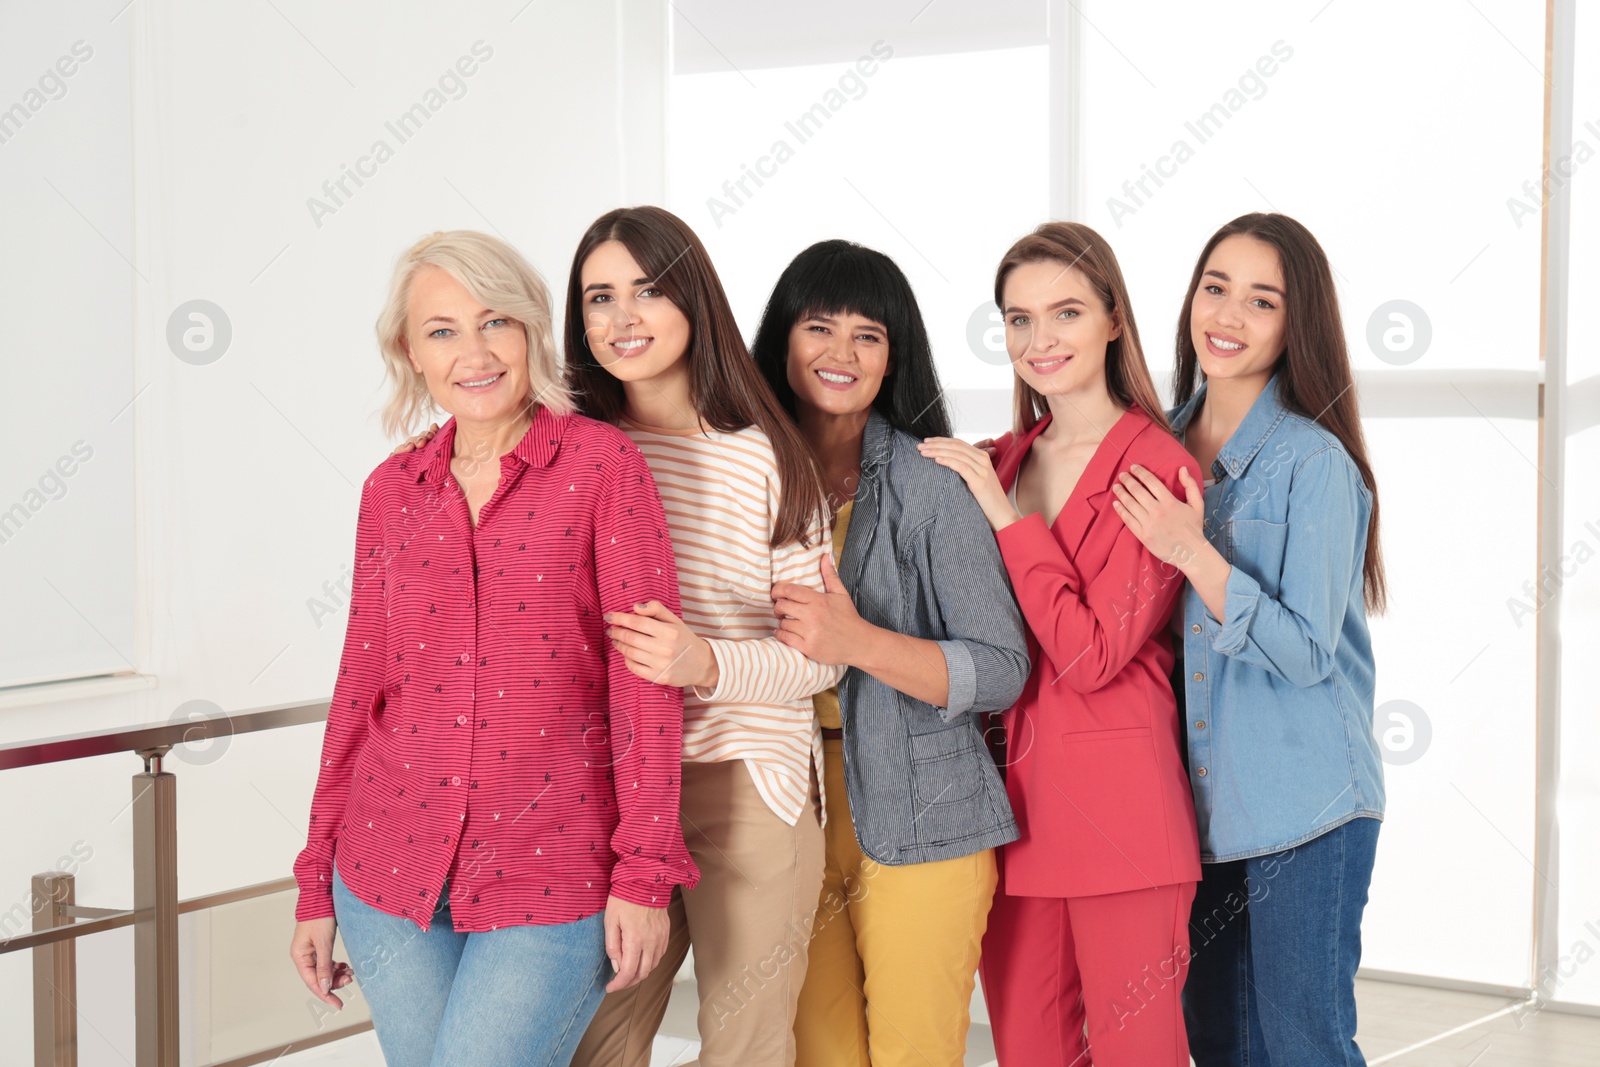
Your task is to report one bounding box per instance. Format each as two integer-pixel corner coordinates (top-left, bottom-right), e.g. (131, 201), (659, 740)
(670, 0), (1048, 74)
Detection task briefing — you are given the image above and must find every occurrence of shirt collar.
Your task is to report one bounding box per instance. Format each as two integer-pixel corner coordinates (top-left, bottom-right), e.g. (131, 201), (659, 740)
(409, 405), (567, 485)
(1169, 369), (1290, 481)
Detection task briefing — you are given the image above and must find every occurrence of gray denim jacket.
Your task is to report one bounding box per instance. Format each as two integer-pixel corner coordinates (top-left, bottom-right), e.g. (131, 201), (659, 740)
(834, 409), (1030, 865)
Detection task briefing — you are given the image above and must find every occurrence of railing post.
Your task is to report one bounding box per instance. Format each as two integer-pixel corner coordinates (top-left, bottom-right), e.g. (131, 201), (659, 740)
(133, 748), (178, 1067)
(31, 872), (77, 1067)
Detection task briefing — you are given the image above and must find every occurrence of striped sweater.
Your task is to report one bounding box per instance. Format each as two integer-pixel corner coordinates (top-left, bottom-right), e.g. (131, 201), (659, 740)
(619, 417), (842, 825)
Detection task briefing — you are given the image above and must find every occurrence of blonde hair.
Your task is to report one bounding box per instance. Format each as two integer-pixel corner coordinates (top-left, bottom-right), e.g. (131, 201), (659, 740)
(375, 230), (575, 437)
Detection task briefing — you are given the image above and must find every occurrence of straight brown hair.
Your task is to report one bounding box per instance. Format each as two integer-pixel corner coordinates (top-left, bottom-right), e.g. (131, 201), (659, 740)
(994, 221), (1172, 437)
(1172, 212), (1387, 614)
(563, 206), (827, 549)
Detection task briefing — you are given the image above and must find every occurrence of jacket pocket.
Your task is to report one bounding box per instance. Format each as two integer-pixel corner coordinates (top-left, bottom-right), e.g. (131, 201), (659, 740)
(909, 726), (984, 805)
(1061, 725), (1152, 743)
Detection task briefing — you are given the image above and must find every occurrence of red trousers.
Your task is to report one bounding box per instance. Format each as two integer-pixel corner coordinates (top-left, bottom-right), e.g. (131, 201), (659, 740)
(979, 876), (1197, 1066)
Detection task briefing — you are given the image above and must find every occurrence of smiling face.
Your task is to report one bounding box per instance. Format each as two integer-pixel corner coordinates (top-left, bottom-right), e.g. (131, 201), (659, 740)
(403, 264), (530, 425)
(1189, 234), (1287, 384)
(578, 239), (693, 385)
(1001, 260), (1121, 400)
(784, 310), (890, 419)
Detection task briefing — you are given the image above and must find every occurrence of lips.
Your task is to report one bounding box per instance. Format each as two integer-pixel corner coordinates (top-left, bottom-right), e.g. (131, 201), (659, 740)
(1205, 332), (1246, 357)
(814, 368), (857, 390)
(610, 336), (653, 358)
(1026, 354), (1073, 375)
(456, 371), (504, 391)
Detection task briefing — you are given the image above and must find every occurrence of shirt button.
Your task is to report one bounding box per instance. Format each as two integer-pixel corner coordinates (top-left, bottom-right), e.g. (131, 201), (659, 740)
(457, 714), (467, 726)
(1197, 767), (1208, 777)
(1193, 671), (1204, 682)
(1191, 624), (1201, 634)
(1195, 720), (1206, 730)
(451, 776), (461, 786)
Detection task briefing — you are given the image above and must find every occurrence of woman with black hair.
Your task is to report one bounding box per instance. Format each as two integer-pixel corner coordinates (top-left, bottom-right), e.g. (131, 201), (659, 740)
(753, 239), (1030, 1067)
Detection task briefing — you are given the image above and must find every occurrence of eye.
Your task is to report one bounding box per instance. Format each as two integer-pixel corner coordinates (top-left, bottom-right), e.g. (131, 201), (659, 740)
(1250, 297), (1277, 310)
(589, 292), (612, 304)
(1007, 315), (1030, 327)
(484, 317), (510, 329)
(806, 324), (830, 334)
(1056, 309), (1079, 320)
(638, 286), (662, 298)
(429, 328), (453, 339)
(1203, 284), (1224, 295)
(857, 332), (882, 344)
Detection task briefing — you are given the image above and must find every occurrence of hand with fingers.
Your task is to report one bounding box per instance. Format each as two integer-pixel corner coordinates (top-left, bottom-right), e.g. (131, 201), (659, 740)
(771, 554), (863, 665)
(972, 437), (1001, 466)
(290, 917), (356, 1010)
(602, 895), (670, 992)
(390, 422), (441, 456)
(916, 437), (1021, 532)
(605, 600), (718, 689)
(1110, 464), (1208, 572)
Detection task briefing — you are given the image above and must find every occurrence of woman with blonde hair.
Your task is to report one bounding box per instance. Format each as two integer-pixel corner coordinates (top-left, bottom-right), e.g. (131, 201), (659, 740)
(289, 230), (697, 1067)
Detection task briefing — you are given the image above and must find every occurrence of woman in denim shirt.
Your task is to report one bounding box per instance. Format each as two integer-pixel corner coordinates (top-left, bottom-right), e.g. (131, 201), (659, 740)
(1110, 213), (1388, 1065)
(752, 240), (1030, 1067)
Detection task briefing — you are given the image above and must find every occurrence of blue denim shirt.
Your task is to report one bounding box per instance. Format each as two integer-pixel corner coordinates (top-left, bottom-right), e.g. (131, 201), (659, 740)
(1169, 372), (1385, 862)
(833, 409), (1029, 865)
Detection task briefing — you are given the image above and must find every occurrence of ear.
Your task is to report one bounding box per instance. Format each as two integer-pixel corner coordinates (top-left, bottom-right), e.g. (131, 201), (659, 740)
(400, 335), (422, 375)
(1107, 309), (1124, 344)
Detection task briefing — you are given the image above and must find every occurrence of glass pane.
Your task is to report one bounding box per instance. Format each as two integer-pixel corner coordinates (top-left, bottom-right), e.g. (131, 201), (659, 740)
(1079, 0), (1545, 988)
(668, 3), (1051, 434)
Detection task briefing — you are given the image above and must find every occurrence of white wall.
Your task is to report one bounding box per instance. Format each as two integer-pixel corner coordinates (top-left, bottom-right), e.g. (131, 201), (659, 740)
(0, 1), (668, 1062)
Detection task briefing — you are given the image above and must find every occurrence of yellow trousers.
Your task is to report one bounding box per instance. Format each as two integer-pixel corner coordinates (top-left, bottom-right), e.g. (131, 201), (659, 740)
(794, 739), (998, 1067)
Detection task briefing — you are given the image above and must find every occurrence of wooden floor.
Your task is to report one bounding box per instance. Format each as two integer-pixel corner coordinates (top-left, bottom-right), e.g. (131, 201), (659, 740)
(279, 977), (1600, 1066)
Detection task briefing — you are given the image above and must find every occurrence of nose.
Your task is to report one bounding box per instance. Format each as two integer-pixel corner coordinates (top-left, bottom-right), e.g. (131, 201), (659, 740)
(1027, 320), (1057, 353)
(1215, 297), (1247, 330)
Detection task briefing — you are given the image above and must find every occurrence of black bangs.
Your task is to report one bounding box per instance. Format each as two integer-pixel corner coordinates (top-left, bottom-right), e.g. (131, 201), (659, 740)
(751, 240), (952, 440)
(787, 244), (899, 332)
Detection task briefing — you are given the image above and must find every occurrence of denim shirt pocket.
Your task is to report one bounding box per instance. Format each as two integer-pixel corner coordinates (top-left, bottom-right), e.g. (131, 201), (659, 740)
(1225, 517), (1290, 597)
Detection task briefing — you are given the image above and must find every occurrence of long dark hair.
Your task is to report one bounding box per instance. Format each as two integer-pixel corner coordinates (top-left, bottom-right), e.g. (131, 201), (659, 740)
(1173, 212), (1387, 614)
(563, 205), (827, 549)
(750, 240), (951, 440)
(994, 221), (1171, 436)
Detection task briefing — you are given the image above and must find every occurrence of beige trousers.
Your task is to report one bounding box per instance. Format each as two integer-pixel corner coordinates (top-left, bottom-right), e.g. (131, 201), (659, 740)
(572, 757), (826, 1067)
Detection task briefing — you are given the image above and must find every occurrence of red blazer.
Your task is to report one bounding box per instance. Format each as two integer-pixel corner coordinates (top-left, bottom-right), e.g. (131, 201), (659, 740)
(991, 408), (1202, 897)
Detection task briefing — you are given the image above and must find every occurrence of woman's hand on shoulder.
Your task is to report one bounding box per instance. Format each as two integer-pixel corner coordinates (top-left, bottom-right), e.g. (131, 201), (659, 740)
(915, 437), (1019, 532)
(1110, 463), (1208, 572)
(390, 423), (440, 456)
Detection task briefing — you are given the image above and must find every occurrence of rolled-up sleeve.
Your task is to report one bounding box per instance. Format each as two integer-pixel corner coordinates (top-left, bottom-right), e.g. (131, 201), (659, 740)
(928, 476), (1031, 720)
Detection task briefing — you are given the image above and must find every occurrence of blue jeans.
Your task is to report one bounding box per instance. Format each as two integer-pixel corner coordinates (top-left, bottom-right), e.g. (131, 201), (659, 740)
(1182, 816), (1380, 1066)
(331, 859), (610, 1067)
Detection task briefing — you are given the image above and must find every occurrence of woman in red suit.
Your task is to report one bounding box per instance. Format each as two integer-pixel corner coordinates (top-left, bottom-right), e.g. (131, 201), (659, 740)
(918, 221), (1201, 1065)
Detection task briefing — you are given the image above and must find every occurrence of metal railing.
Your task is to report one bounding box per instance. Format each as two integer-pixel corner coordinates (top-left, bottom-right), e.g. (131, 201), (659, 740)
(0, 700), (373, 1067)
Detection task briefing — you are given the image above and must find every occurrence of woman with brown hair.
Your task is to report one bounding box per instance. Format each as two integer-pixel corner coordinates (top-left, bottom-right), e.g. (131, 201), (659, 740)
(920, 221), (1201, 1065)
(564, 206), (841, 1067)
(1115, 213), (1387, 1065)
